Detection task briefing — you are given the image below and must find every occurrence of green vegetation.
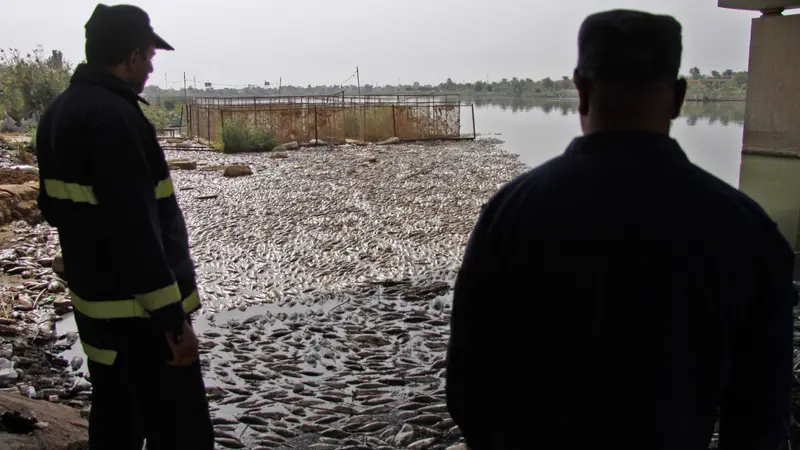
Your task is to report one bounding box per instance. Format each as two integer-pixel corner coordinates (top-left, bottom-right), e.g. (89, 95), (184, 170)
(26, 127), (36, 150)
(1, 47), (178, 129)
(141, 103), (177, 129)
(221, 119), (278, 153)
(0, 47), (72, 121)
(146, 68), (748, 102)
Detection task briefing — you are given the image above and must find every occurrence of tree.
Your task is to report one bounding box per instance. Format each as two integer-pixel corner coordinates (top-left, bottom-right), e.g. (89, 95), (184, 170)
(711, 70), (721, 79)
(723, 69), (734, 78)
(689, 67), (702, 80)
(510, 77), (525, 97)
(732, 72), (748, 86)
(541, 77), (555, 90)
(0, 47), (72, 121)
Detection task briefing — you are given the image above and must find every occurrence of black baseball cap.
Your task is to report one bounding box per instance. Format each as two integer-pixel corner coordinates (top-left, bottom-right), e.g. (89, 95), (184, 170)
(85, 4), (174, 51)
(576, 9), (682, 82)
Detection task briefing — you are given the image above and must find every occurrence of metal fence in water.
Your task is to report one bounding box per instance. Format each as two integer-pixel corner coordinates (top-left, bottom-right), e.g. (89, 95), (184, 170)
(185, 94), (474, 144)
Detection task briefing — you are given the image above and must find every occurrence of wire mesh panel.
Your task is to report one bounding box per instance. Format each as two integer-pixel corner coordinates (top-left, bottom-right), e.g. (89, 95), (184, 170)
(188, 95), (466, 143)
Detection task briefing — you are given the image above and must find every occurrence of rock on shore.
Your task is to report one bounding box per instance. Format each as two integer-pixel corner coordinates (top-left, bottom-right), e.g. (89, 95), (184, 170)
(0, 181), (41, 226)
(0, 391), (88, 450)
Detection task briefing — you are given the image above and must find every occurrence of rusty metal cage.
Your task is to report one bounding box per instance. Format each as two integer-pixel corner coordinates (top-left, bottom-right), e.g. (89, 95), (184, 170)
(185, 94), (474, 145)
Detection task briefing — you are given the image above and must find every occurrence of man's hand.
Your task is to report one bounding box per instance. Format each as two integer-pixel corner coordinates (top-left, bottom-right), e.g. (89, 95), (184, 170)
(166, 320), (199, 366)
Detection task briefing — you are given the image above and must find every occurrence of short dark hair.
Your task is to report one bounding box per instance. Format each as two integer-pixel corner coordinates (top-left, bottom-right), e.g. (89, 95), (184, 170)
(85, 37), (152, 66)
(577, 10), (682, 84)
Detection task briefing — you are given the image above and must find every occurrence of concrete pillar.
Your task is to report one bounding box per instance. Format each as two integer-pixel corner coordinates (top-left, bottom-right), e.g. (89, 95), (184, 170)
(720, 4), (800, 249)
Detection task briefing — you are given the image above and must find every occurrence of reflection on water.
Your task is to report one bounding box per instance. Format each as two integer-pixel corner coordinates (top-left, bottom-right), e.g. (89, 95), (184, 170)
(469, 99), (745, 186)
(469, 99), (798, 249)
(472, 98), (747, 127)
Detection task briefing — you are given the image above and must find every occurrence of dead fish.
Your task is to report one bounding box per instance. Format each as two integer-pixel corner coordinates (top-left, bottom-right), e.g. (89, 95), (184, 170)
(357, 422), (390, 432)
(320, 428), (350, 439)
(408, 437), (439, 449)
(406, 414), (441, 426)
(215, 438), (246, 449)
(237, 415), (269, 426)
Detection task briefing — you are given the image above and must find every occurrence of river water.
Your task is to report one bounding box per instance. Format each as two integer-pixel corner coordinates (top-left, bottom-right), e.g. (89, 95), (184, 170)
(466, 99), (800, 249)
(468, 99), (746, 186)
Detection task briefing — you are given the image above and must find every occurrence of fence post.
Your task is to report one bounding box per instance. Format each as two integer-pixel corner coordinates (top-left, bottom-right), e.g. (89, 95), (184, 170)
(207, 106), (211, 143)
(471, 104), (476, 140)
(314, 106), (318, 143)
(392, 105), (397, 139)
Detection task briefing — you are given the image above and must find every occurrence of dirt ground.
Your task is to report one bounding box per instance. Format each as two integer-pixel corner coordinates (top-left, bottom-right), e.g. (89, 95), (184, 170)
(0, 169), (37, 186)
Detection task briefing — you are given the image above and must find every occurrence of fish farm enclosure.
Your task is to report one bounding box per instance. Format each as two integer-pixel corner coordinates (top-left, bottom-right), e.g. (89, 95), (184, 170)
(185, 94), (474, 144)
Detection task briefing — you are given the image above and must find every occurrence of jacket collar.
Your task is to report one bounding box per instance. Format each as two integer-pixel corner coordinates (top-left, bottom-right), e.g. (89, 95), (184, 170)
(565, 131), (688, 162)
(70, 63), (149, 105)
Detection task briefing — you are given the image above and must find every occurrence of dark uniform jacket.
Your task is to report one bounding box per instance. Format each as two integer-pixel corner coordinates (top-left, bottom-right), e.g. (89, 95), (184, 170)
(446, 131), (795, 450)
(36, 64), (200, 366)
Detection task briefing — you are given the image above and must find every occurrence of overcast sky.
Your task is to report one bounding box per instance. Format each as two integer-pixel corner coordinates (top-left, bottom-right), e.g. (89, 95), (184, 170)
(1, 0), (761, 89)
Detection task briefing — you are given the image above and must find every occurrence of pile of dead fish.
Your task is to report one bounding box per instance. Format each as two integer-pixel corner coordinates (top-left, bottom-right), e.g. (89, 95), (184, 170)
(194, 279), (458, 449)
(160, 139), (528, 449)
(0, 222), (84, 409)
(166, 139), (527, 314)
(0, 222), (70, 340)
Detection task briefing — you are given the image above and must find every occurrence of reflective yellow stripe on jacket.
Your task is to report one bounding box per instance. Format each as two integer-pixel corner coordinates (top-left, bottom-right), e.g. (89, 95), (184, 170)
(154, 177), (174, 199)
(43, 177), (174, 203)
(73, 290), (200, 366)
(44, 179), (98, 204)
(80, 341), (118, 366)
(70, 289), (200, 320)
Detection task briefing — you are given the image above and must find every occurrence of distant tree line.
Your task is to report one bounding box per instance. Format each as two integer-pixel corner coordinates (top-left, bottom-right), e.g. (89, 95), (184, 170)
(145, 68), (747, 102)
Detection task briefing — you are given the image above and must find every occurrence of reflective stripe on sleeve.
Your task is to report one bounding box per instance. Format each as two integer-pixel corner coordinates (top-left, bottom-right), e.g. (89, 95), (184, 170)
(155, 177), (174, 199)
(70, 290), (201, 320)
(80, 341), (118, 365)
(43, 179), (98, 204)
(44, 177), (174, 203)
(135, 283), (181, 311)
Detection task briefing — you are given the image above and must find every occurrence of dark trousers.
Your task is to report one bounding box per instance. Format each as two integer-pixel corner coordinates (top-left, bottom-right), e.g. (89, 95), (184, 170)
(86, 321), (214, 450)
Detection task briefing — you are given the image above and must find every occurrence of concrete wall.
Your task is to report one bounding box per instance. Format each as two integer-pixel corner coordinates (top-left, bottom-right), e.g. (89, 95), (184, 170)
(742, 14), (800, 154)
(719, 0), (800, 10)
(734, 12), (800, 249)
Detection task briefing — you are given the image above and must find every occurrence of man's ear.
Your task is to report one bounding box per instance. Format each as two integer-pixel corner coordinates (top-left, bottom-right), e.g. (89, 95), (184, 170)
(672, 78), (688, 120)
(573, 69), (591, 116)
(124, 50), (139, 72)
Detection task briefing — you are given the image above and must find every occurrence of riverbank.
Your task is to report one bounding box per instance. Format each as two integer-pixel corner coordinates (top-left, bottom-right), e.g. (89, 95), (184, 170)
(1, 138), (530, 449)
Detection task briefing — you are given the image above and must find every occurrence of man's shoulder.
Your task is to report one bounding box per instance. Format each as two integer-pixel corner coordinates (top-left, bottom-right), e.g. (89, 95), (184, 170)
(56, 83), (140, 125)
(683, 162), (775, 224)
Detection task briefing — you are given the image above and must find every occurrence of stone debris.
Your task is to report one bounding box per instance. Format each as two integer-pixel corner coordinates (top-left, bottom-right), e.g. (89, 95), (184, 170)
(167, 159), (197, 170)
(376, 136), (401, 146)
(274, 141), (299, 151)
(222, 165), (253, 178)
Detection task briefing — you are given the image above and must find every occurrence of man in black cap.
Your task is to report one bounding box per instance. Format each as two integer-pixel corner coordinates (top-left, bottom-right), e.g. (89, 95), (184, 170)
(446, 9), (794, 450)
(36, 4), (213, 449)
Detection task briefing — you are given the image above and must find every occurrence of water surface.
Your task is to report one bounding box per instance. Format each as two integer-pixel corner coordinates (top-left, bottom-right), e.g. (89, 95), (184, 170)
(467, 99), (746, 187)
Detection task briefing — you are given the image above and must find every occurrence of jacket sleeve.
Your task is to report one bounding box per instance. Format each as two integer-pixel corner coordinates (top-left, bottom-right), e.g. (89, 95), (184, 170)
(719, 227), (794, 449)
(87, 113), (186, 335)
